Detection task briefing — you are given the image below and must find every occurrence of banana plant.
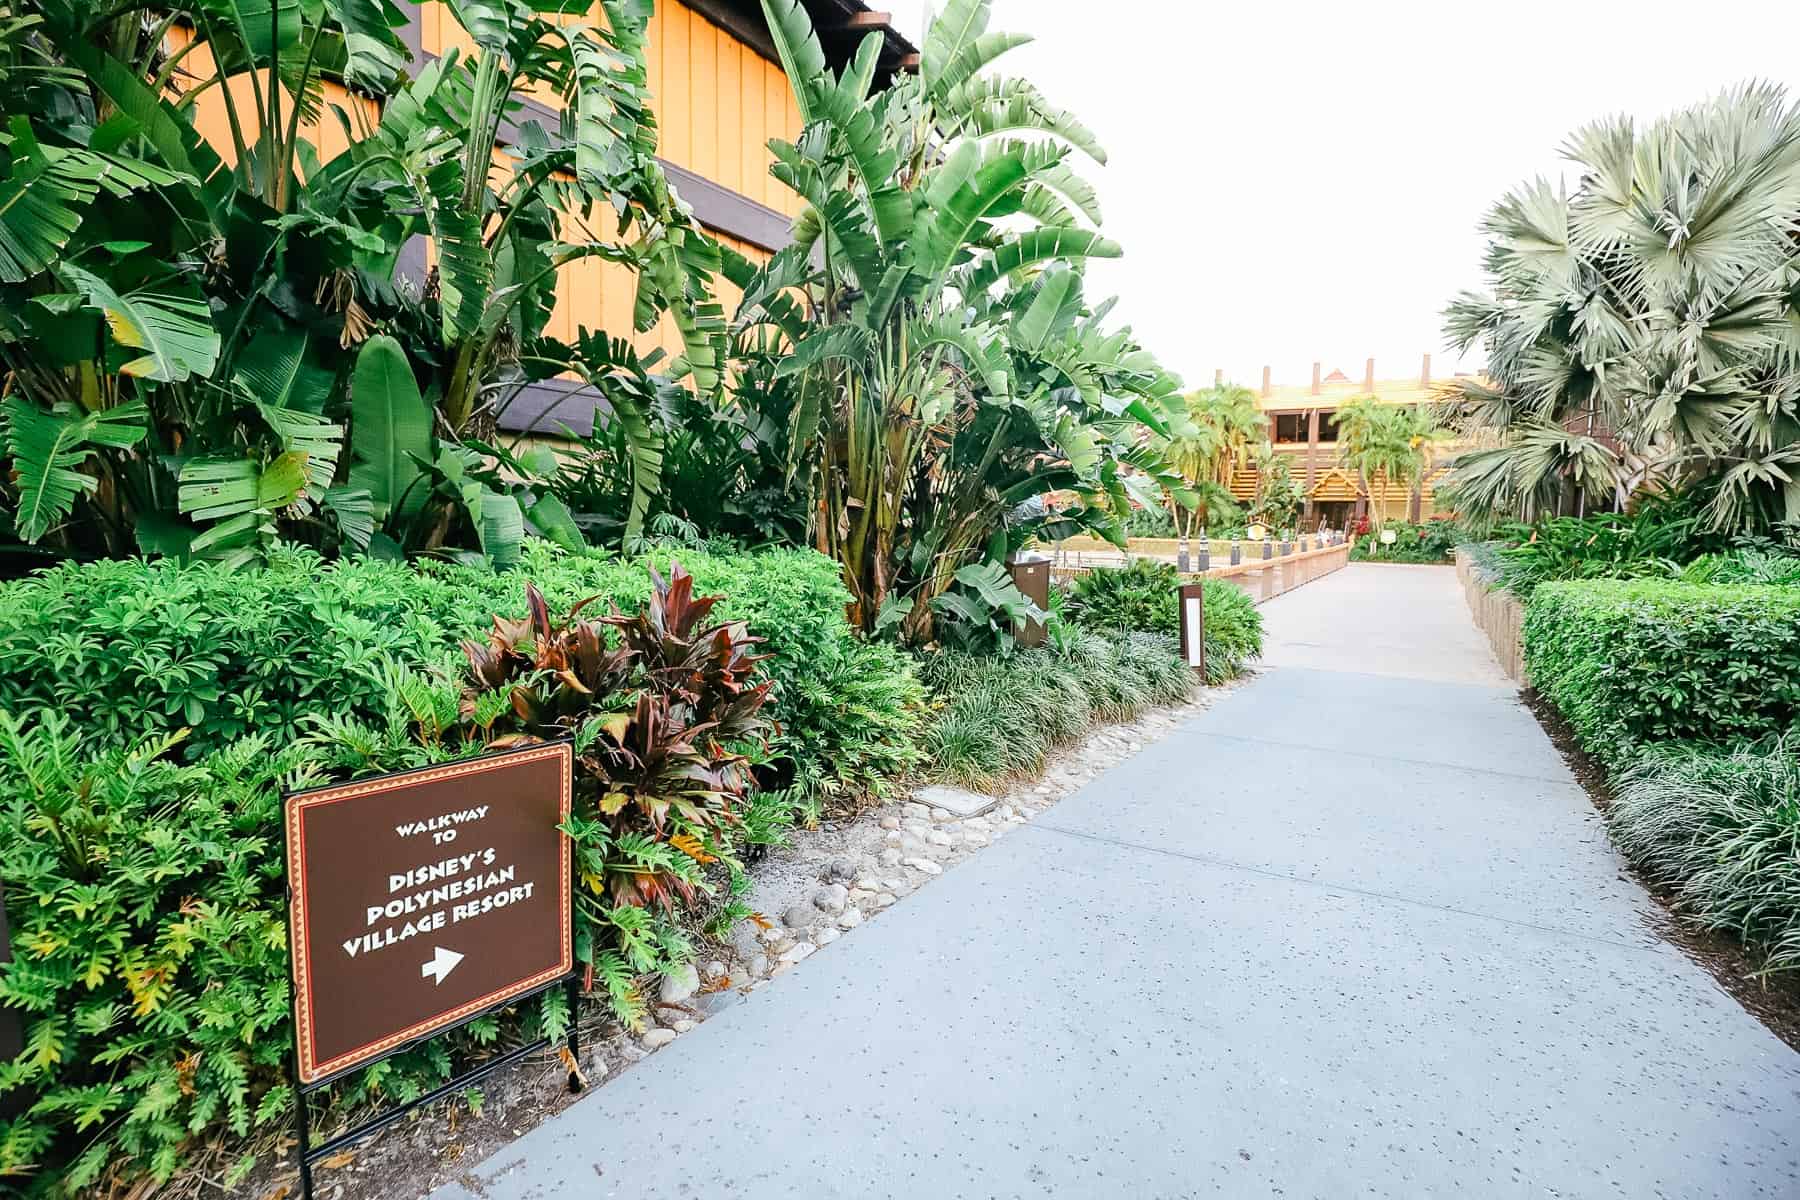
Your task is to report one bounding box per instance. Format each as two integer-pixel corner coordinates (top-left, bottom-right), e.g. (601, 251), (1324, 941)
(0, 0), (712, 561)
(734, 0), (1189, 640)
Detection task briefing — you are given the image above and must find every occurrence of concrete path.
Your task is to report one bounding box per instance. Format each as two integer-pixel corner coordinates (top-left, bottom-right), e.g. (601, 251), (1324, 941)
(434, 564), (1800, 1199)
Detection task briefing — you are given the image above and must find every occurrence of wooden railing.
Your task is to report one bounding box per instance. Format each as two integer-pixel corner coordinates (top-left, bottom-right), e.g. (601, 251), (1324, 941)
(1454, 549), (1528, 682)
(1048, 536), (1352, 604)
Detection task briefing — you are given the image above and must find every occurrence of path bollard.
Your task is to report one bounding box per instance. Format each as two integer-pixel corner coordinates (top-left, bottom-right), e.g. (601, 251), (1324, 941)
(1177, 580), (1205, 677)
(1199, 541), (1211, 571)
(1230, 540), (1241, 566)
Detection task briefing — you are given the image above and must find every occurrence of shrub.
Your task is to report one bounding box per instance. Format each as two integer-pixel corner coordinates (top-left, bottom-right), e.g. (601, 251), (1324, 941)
(1487, 494), (1738, 597)
(0, 554), (921, 1194)
(1063, 561), (1264, 684)
(1523, 580), (1800, 761)
(1613, 736), (1800, 974)
(1674, 549), (1800, 587)
(1066, 559), (1180, 634)
(0, 720), (338, 1192)
(915, 627), (1194, 789)
(1349, 518), (1461, 563)
(1193, 581), (1264, 684)
(0, 541), (921, 803)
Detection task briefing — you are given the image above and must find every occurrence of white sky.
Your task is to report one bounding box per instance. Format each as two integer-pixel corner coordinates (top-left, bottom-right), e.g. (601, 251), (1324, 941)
(881, 0), (1799, 391)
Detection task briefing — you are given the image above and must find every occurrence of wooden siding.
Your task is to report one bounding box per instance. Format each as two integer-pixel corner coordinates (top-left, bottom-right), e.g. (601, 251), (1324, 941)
(641, 0), (804, 217)
(168, 1), (793, 366)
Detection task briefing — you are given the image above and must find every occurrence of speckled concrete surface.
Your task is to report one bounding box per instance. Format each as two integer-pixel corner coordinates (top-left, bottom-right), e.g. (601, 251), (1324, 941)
(430, 569), (1800, 1200)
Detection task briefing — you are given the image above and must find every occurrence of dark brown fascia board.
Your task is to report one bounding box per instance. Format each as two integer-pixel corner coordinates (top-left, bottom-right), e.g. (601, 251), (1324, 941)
(686, 0), (917, 79)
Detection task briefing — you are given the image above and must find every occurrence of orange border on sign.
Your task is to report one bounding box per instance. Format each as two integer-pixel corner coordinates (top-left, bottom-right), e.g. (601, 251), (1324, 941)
(286, 743), (574, 1086)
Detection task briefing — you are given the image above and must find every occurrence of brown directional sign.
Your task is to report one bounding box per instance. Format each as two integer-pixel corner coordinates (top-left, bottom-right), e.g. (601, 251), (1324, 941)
(286, 743), (573, 1086)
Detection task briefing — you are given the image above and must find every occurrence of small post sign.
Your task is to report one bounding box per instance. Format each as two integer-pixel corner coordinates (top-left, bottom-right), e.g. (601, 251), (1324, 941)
(1178, 580), (1205, 677)
(286, 742), (573, 1086)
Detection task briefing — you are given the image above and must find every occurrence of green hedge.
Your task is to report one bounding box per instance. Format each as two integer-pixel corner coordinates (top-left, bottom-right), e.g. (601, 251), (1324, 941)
(1349, 519), (1460, 563)
(1523, 579), (1800, 760)
(0, 541), (921, 798)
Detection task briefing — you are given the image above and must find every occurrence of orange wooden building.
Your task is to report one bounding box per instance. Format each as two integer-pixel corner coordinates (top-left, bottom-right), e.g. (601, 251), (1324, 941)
(172, 1), (916, 433)
(1220, 355), (1468, 528)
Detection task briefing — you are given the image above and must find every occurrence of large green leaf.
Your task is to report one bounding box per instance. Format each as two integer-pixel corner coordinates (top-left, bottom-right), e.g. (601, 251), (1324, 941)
(414, 155), (490, 342)
(234, 328), (336, 412)
(178, 453), (310, 567)
(0, 132), (102, 284)
(949, 76), (1108, 165)
(922, 0), (991, 95)
(324, 485), (375, 549)
(758, 0), (828, 123)
(525, 492), (584, 550)
(932, 31), (1031, 103)
(257, 403), (343, 495)
(1012, 265), (1078, 352)
(42, 17), (223, 182)
(919, 141), (1034, 284)
(60, 265), (221, 383)
(476, 488), (524, 567)
(326, 0), (410, 90)
(962, 227), (1121, 296)
(0, 398), (147, 542)
(194, 0), (303, 63)
(347, 334), (433, 522)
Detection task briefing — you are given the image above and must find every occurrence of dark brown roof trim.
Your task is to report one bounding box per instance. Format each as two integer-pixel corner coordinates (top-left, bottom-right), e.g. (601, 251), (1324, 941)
(687, 0), (918, 85)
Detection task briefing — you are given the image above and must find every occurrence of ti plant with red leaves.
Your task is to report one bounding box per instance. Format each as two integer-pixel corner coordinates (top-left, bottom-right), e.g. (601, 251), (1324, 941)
(460, 562), (774, 1023)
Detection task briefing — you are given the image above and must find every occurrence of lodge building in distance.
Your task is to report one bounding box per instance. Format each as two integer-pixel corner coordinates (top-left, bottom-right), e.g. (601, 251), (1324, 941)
(1223, 354), (1466, 528)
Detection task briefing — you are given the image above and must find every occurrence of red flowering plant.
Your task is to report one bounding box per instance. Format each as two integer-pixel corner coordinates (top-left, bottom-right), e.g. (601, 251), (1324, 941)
(460, 563), (774, 1019)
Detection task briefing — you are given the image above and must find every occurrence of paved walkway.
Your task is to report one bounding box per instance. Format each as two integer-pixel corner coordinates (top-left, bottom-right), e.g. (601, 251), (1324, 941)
(434, 564), (1800, 1199)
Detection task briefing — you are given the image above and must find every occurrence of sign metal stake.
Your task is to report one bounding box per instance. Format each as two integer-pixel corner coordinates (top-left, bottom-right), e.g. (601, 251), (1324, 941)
(282, 743), (583, 1200)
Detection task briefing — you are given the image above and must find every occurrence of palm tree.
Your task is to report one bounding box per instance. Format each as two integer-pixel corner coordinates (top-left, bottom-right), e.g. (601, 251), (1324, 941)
(1438, 83), (1800, 532)
(1163, 382), (1263, 558)
(1337, 398), (1439, 530)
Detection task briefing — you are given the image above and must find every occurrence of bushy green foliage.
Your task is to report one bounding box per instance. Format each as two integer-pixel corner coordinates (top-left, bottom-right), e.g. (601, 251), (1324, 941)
(0, 547), (919, 1193)
(1193, 581), (1265, 684)
(915, 627), (1194, 789)
(1062, 561), (1264, 684)
(0, 722), (317, 1192)
(0, 541), (921, 800)
(1066, 560), (1181, 634)
(1672, 549), (1800, 587)
(1613, 736), (1800, 974)
(1350, 519), (1462, 563)
(1124, 505), (1178, 537)
(1523, 580), (1800, 762)
(1487, 495), (1738, 596)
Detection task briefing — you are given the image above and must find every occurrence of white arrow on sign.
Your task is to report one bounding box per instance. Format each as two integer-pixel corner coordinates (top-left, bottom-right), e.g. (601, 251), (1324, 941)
(421, 946), (465, 986)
